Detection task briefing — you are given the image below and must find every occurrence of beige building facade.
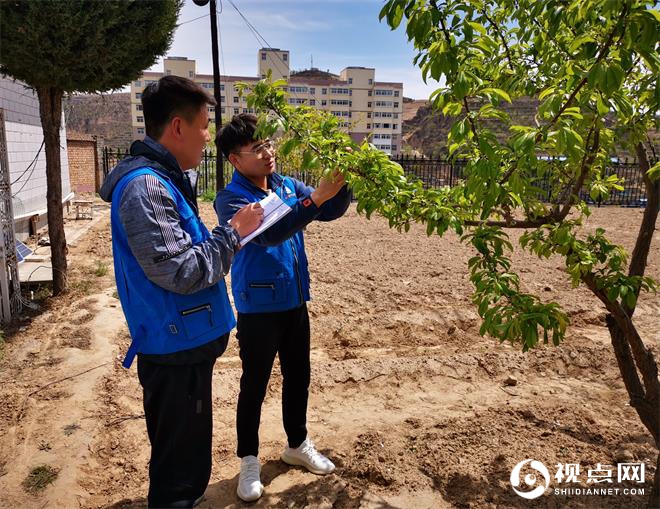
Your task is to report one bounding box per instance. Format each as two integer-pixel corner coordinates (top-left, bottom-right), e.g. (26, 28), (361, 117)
(130, 49), (403, 155)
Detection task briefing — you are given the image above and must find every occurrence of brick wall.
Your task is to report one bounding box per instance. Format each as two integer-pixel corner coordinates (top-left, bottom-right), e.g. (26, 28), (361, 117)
(66, 133), (98, 194)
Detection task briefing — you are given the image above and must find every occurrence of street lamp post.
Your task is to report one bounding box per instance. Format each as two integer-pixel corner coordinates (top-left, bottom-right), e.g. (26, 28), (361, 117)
(193, 0), (224, 190)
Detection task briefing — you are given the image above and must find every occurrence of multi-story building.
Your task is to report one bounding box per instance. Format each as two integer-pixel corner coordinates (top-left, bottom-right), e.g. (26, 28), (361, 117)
(130, 49), (403, 155)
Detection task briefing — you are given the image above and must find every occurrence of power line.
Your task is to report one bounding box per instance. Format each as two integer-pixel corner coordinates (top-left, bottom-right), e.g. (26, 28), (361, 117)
(177, 12), (210, 27)
(10, 140), (44, 197)
(225, 0), (300, 100)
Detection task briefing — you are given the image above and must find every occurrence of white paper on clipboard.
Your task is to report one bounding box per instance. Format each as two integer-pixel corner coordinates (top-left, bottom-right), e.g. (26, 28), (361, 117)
(237, 192), (292, 247)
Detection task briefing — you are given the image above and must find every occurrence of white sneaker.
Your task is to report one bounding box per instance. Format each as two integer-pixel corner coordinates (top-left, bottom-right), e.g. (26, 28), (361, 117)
(237, 455), (264, 502)
(281, 438), (335, 475)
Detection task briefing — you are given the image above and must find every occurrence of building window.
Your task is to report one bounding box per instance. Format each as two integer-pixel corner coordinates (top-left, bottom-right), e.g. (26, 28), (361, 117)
(367, 102), (372, 108)
(137, 116), (144, 123)
(166, 70), (171, 75)
(283, 53), (288, 61)
(189, 70), (194, 78)
(367, 112), (371, 118)
(322, 88), (327, 95)
(243, 108), (248, 113)
(367, 123), (371, 129)
(310, 99), (315, 105)
(262, 52), (267, 60)
(136, 104), (143, 111)
(208, 107), (215, 113)
(394, 102), (399, 108)
(368, 78), (373, 85)
(348, 77), (353, 84)
(261, 74), (266, 79)
(394, 113), (399, 119)
(392, 144), (397, 151)
(289, 86), (308, 93)
(321, 100), (326, 106)
(137, 127), (145, 135)
(134, 80), (142, 87)
(310, 87), (315, 94)
(234, 107), (239, 114)
(368, 90), (372, 96)
(392, 124), (398, 129)
(202, 82), (213, 89)
(233, 96), (239, 103)
(220, 96), (225, 103)
(135, 92), (142, 99)
(394, 90), (400, 97)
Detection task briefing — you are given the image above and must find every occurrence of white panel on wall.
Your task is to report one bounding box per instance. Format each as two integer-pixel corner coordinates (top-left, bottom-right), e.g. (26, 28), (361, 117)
(2, 76), (72, 221)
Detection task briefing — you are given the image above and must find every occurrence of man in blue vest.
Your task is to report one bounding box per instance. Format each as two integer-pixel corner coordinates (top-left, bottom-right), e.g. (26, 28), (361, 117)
(215, 114), (351, 502)
(100, 77), (263, 508)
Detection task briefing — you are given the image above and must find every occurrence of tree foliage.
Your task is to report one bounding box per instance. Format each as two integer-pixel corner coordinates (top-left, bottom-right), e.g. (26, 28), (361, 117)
(0, 0), (182, 294)
(243, 4), (659, 499)
(0, 0), (181, 93)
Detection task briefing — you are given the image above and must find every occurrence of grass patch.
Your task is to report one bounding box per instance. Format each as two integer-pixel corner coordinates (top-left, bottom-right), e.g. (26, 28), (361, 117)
(200, 188), (217, 202)
(70, 279), (93, 295)
(93, 260), (108, 277)
(22, 465), (59, 494)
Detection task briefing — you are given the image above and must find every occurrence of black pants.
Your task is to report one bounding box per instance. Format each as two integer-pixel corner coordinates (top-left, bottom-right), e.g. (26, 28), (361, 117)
(137, 349), (220, 508)
(236, 303), (311, 458)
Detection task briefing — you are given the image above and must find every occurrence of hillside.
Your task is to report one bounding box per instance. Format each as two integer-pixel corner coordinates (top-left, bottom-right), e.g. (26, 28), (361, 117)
(402, 97), (539, 157)
(64, 92), (132, 149)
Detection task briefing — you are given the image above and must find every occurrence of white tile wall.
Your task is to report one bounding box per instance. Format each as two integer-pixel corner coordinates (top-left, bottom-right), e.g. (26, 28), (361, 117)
(1, 77), (71, 220)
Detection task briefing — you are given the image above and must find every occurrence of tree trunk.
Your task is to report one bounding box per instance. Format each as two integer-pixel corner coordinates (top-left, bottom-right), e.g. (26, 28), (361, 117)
(36, 87), (67, 295)
(607, 143), (659, 507)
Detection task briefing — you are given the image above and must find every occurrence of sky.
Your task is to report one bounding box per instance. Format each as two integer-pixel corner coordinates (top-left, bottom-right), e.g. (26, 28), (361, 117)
(147, 0), (441, 100)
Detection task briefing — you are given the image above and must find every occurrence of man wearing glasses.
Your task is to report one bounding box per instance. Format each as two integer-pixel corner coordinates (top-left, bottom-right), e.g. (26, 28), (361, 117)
(215, 114), (350, 502)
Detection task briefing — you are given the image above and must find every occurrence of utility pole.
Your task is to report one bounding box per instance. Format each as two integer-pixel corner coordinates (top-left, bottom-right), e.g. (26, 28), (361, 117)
(193, 0), (225, 190)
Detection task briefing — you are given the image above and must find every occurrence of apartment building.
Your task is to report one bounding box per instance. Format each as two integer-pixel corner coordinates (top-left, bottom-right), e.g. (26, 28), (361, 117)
(130, 49), (403, 155)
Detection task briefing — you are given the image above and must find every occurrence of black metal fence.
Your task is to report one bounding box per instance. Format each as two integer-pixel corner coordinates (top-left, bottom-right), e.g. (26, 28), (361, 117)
(102, 147), (650, 208)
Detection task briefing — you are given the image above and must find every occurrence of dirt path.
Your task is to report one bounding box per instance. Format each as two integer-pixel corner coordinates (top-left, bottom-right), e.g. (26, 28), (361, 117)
(0, 204), (658, 509)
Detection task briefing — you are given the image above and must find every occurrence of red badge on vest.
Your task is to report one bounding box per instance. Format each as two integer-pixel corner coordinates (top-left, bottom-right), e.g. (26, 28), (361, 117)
(303, 198), (312, 207)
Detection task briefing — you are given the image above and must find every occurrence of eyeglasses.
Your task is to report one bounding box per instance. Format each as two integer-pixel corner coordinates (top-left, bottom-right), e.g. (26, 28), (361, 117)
(234, 140), (276, 159)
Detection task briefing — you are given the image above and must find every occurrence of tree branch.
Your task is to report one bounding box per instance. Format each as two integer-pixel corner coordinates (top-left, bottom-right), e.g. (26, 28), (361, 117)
(481, 11), (515, 72)
(541, 6), (628, 137)
(628, 143), (659, 298)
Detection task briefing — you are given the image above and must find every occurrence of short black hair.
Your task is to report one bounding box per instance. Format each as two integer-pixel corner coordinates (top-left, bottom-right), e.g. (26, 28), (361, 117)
(217, 113), (258, 158)
(142, 75), (216, 140)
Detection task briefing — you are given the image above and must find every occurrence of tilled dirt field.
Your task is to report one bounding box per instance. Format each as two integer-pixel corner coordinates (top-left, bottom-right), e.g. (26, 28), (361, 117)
(0, 203), (658, 509)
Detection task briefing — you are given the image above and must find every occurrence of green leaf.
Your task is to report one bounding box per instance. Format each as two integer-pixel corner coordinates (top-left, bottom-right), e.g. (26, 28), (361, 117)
(647, 162), (660, 182)
(467, 21), (487, 34)
(442, 102), (463, 116)
(482, 87), (512, 103)
(390, 4), (404, 30)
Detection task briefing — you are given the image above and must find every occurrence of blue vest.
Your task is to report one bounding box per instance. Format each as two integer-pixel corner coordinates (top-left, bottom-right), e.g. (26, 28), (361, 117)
(226, 174), (311, 314)
(111, 167), (236, 368)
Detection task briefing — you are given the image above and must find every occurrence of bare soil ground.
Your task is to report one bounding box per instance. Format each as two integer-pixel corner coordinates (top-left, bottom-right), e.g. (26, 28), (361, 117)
(0, 203), (658, 509)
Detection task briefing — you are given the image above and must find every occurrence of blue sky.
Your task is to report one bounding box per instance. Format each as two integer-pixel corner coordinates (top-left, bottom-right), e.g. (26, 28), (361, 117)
(147, 0), (440, 99)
